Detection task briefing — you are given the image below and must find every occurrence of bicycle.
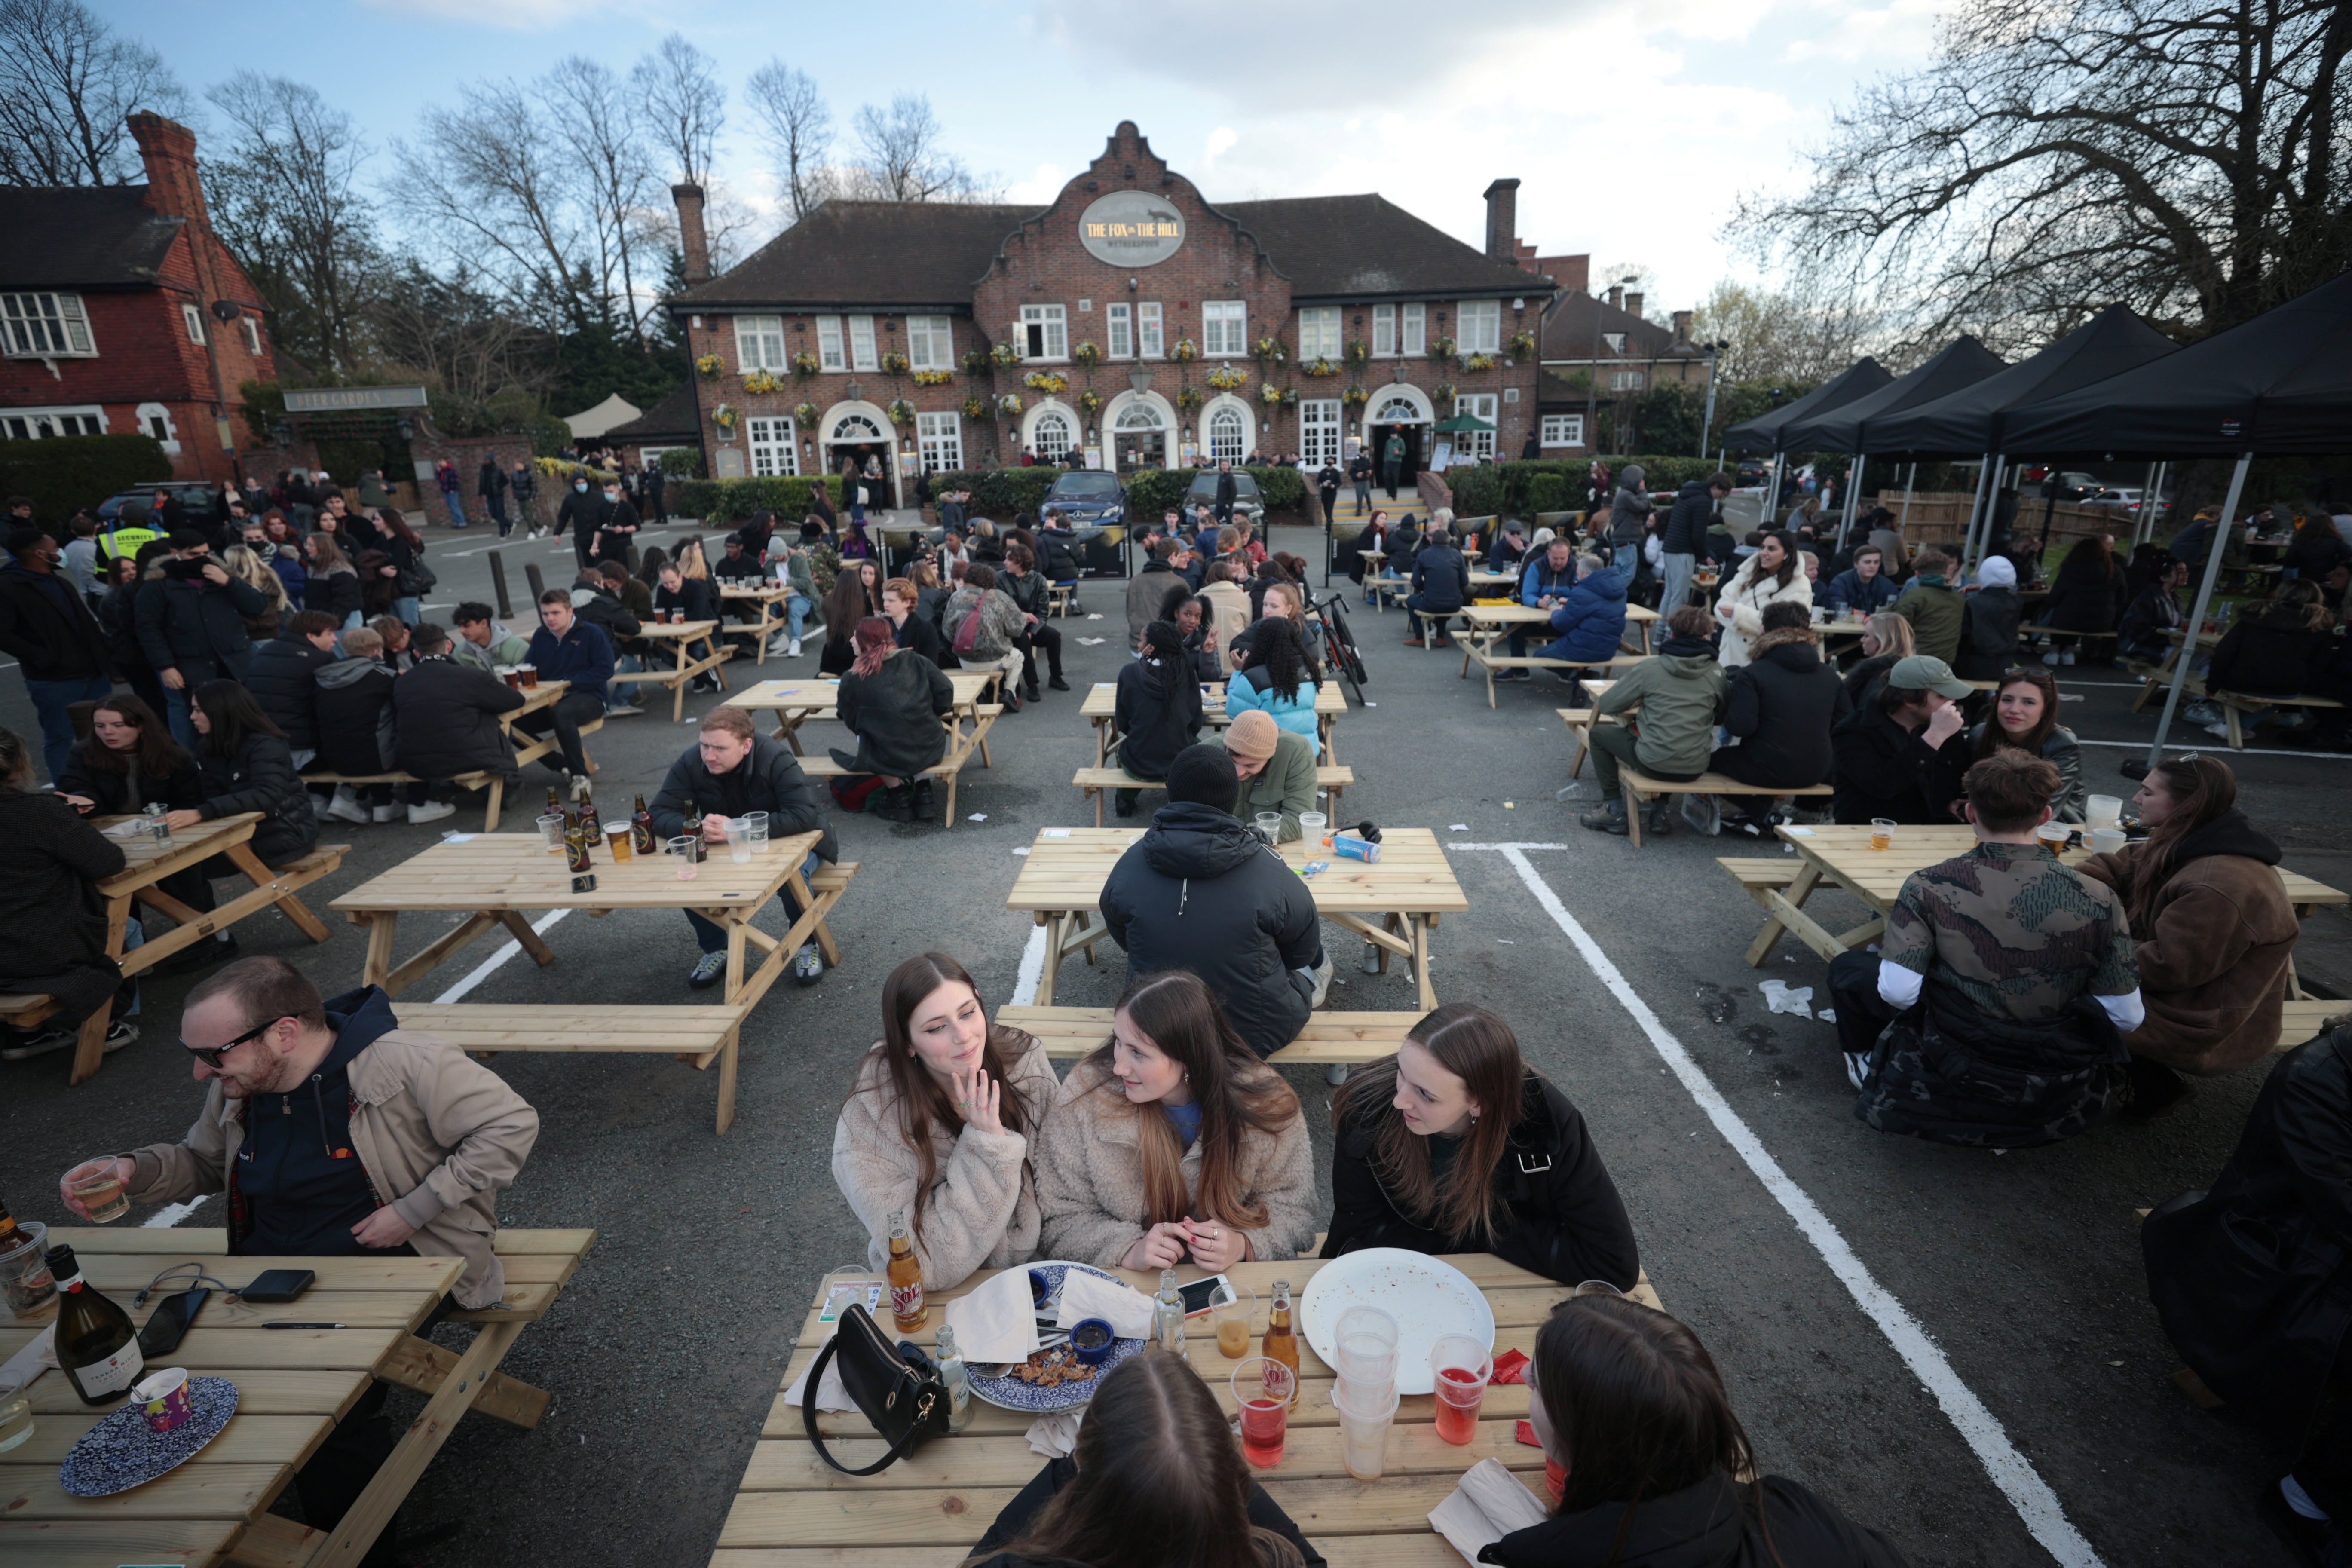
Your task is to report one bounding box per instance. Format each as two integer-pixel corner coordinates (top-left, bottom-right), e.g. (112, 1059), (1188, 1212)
(1309, 589), (1370, 704)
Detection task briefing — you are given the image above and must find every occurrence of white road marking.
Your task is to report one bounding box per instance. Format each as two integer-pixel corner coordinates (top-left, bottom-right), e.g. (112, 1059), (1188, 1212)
(1011, 923), (1048, 1006)
(432, 908), (573, 1003)
(1464, 842), (2105, 1568)
(141, 1197), (208, 1228)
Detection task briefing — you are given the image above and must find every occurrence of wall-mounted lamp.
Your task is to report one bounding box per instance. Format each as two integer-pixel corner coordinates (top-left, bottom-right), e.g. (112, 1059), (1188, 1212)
(395, 416), (416, 442)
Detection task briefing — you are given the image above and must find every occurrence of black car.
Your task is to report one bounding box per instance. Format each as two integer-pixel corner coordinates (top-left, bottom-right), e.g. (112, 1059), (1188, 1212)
(1041, 469), (1126, 529)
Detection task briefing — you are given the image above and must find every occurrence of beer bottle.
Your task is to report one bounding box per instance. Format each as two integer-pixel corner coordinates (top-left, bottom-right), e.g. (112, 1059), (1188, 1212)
(580, 788), (603, 847)
(885, 1208), (926, 1330)
(0, 1194), (24, 1254)
(546, 784), (560, 817)
(682, 797), (705, 864)
(631, 793), (657, 857)
(934, 1325), (974, 1433)
(46, 1246), (142, 1405)
(1153, 1268), (1185, 1355)
(1263, 1279), (1299, 1407)
(564, 814), (592, 874)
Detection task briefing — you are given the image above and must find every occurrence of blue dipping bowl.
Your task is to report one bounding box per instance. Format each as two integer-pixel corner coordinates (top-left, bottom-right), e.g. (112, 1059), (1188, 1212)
(1068, 1317), (1115, 1364)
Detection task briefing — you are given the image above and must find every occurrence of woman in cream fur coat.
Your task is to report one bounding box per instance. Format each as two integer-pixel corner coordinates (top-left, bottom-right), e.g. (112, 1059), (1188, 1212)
(1713, 530), (1814, 668)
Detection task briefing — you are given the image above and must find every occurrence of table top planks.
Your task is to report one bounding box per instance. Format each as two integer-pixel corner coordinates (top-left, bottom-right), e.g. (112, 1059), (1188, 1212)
(1781, 823), (2346, 910)
(735, 674), (1001, 713)
(92, 812), (260, 892)
(1004, 827), (1468, 918)
(1079, 680), (1350, 721)
(328, 829), (822, 914)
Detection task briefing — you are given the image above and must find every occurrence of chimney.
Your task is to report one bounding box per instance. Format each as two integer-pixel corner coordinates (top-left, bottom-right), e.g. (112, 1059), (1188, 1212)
(1606, 285), (1623, 310)
(673, 183), (711, 285)
(1481, 178), (1520, 261)
(129, 113), (207, 227)
(1625, 291), (1644, 320)
(1671, 309), (1692, 343)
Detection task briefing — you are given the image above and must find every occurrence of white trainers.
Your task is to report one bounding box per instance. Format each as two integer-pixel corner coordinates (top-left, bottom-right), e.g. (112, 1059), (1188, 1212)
(764, 635), (790, 657)
(793, 941), (824, 986)
(407, 800), (457, 825)
(323, 786), (371, 825)
(1845, 1051), (1873, 1090)
(371, 803), (400, 823)
(787, 637), (802, 658)
(569, 772), (593, 802)
(2042, 652), (2062, 667)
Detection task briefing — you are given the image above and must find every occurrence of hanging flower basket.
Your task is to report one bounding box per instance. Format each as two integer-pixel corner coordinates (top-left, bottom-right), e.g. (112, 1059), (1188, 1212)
(962, 396), (989, 421)
(791, 350), (821, 379)
(1170, 338), (1199, 363)
(1432, 383), (1458, 404)
(793, 402), (820, 427)
(912, 368), (954, 387)
(1341, 383), (1369, 407)
(1254, 336), (1288, 364)
(1427, 335), (1458, 365)
(1024, 370), (1069, 395)
(695, 353), (723, 379)
(880, 351), (910, 375)
(740, 368), (781, 395)
(1176, 387), (1203, 412)
(1078, 389), (1103, 414)
(996, 393), (1023, 416)
(886, 398), (918, 427)
(1205, 364), (1248, 391)
(1461, 352), (1498, 373)
(712, 402), (739, 431)
(1302, 358), (1339, 378)
(1073, 340), (1100, 368)
(990, 342), (1024, 368)
(1346, 338), (1369, 368)
(962, 349), (991, 374)
(1258, 382), (1286, 406)
(1508, 329), (1537, 359)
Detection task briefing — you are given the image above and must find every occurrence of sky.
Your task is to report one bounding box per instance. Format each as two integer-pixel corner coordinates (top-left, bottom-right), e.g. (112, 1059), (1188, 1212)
(112, 0), (1949, 317)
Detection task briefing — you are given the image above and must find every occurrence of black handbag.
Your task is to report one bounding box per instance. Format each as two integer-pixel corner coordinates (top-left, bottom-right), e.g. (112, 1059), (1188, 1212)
(801, 1302), (950, 1475)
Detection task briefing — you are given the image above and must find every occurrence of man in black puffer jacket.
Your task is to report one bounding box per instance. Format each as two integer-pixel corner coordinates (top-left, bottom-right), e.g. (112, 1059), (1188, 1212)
(1713, 604), (1852, 819)
(393, 624), (524, 785)
(1659, 472), (1730, 616)
(245, 611), (343, 765)
(1099, 744), (1326, 1059)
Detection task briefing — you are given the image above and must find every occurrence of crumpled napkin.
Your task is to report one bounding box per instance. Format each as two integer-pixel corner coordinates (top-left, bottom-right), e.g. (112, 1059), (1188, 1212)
(944, 1267), (1042, 1366)
(1514, 1419), (1541, 1448)
(1026, 1404), (1087, 1457)
(0, 1323), (54, 1392)
(1428, 1457), (1550, 1565)
(1055, 1271), (1155, 1341)
(101, 818), (154, 840)
(1490, 1348), (1529, 1385)
(780, 1331), (857, 1413)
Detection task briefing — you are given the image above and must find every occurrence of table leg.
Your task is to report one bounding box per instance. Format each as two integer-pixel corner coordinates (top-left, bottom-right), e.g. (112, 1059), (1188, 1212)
(1037, 913), (1066, 1006)
(361, 912), (399, 987)
(483, 775), (504, 833)
(493, 909), (558, 967)
(1743, 862), (1821, 967)
(226, 843), (330, 942)
(1411, 916), (1435, 1010)
(668, 639), (692, 724)
(791, 866), (841, 969)
(68, 895), (123, 1079)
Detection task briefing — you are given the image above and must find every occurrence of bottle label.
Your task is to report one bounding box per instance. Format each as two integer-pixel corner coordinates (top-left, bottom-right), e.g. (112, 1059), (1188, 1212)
(74, 1341), (143, 1397)
(889, 1281), (924, 1320)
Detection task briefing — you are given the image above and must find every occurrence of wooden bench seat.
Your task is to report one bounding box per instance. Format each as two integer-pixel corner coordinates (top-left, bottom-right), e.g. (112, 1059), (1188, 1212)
(2210, 688), (2346, 749)
(798, 707), (1000, 823)
(304, 767), (509, 830)
(1000, 1004), (1417, 1067)
(1071, 764), (1355, 827)
(1616, 768), (1831, 848)
(1459, 639), (1645, 707)
(395, 1001), (753, 1131)
(1048, 583), (1079, 618)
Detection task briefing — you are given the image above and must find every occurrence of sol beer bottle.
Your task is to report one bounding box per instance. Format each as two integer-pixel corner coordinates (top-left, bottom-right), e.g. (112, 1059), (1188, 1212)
(1263, 1279), (1300, 1407)
(886, 1209), (926, 1330)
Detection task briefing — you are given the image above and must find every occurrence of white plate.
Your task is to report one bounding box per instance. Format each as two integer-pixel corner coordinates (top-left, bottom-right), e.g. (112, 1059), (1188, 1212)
(1298, 1249), (1494, 1396)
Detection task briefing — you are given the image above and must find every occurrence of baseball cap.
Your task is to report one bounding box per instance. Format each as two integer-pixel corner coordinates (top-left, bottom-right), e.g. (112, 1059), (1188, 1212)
(1225, 709), (1279, 760)
(1888, 654), (1973, 700)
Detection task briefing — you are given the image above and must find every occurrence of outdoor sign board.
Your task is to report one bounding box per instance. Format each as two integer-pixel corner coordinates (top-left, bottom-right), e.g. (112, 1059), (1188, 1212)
(283, 386), (429, 414)
(1078, 191), (1185, 267)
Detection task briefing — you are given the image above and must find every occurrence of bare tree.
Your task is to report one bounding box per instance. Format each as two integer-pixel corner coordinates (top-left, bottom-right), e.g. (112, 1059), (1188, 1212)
(853, 94), (989, 203)
(1735, 0), (2352, 352)
(203, 73), (376, 374)
(745, 59), (833, 220)
(631, 32), (723, 188)
(1690, 280), (1871, 388)
(545, 56), (660, 344)
(0, 0), (189, 185)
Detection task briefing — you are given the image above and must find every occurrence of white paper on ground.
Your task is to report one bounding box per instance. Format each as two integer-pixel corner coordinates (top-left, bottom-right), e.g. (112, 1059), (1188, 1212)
(945, 1266), (1043, 1363)
(969, 813), (987, 821)
(1819, 1008), (1838, 1023)
(1055, 1271), (1156, 1340)
(1449, 823), (1470, 832)
(1428, 1457), (1550, 1564)
(779, 1329), (858, 1412)
(1077, 637), (1107, 645)
(1759, 980), (1814, 1018)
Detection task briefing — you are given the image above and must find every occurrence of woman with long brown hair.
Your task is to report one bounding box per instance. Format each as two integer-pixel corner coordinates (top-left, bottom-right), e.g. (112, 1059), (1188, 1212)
(1713, 529), (1812, 668)
(1035, 969), (1316, 1272)
(832, 952), (1058, 1290)
(1931, 665), (2083, 823)
(964, 1349), (1319, 1568)
(2078, 756), (2300, 1104)
(817, 569), (874, 677)
(54, 693), (200, 820)
(1485, 1295), (1907, 1567)
(2040, 533), (2126, 662)
(1323, 1004), (1638, 1288)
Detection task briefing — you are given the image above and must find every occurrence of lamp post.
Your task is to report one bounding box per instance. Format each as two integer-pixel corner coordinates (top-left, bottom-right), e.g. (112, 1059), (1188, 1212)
(1586, 273), (1639, 456)
(1695, 340), (1729, 458)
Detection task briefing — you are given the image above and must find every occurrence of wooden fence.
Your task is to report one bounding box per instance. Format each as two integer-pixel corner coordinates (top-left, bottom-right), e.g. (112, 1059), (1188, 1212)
(1871, 490), (2139, 553)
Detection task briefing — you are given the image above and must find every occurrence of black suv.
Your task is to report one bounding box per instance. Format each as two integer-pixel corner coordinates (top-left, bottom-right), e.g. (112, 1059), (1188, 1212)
(1042, 469), (1126, 528)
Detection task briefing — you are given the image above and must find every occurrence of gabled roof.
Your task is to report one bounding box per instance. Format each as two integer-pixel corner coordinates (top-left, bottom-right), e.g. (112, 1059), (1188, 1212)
(1863, 305), (2179, 457)
(1775, 336), (2008, 453)
(0, 187), (181, 290)
(603, 382), (701, 443)
(1216, 195), (1544, 300)
(671, 201), (1044, 309)
(1538, 291), (1691, 361)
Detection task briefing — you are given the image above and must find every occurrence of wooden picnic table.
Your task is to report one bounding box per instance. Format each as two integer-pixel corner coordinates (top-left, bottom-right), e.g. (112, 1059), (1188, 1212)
(0, 1225), (592, 1568)
(711, 1253), (1663, 1568)
(1743, 824), (2347, 981)
(717, 582), (797, 665)
(610, 619), (735, 722)
(1080, 680), (1348, 767)
(735, 672), (1004, 761)
(1004, 827), (1467, 1011)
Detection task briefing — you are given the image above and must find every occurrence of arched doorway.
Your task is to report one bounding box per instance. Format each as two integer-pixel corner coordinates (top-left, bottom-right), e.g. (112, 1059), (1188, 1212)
(1024, 402), (1078, 466)
(822, 405), (897, 509)
(1202, 396), (1252, 466)
(1366, 386), (1431, 498)
(1109, 397), (1169, 472)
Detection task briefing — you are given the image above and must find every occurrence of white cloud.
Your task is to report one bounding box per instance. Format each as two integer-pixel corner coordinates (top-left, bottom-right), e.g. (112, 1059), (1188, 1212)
(1780, 0), (1942, 64)
(1006, 162), (1075, 204)
(1199, 126), (1239, 171)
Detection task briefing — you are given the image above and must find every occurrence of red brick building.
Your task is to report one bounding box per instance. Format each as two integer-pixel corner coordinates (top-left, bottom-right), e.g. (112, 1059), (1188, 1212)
(0, 114), (277, 484)
(666, 122), (1554, 506)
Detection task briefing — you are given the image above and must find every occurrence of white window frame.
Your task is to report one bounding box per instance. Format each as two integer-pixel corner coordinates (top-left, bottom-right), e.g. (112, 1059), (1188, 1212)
(746, 415), (799, 477)
(1372, 304), (1395, 358)
(906, 315), (953, 371)
(1032, 407), (1076, 462)
(0, 404), (107, 439)
(917, 410), (962, 472)
(1458, 300), (1501, 354)
(1297, 307), (1340, 361)
(1401, 303), (1426, 356)
(1454, 394), (1498, 461)
(1139, 302), (1164, 358)
(1202, 300), (1247, 358)
(816, 315), (845, 371)
(1106, 303), (1133, 360)
(848, 314), (878, 371)
(1021, 304), (1068, 362)
(735, 315), (787, 371)
(1207, 405), (1247, 462)
(1299, 398), (1341, 467)
(241, 316), (262, 356)
(1540, 413), (1585, 448)
(1609, 369), (1646, 392)
(0, 291), (96, 358)
(181, 303), (205, 343)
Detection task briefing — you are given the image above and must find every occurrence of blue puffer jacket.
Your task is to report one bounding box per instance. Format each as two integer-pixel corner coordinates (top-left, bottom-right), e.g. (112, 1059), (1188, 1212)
(1543, 567), (1628, 662)
(1519, 555), (1577, 606)
(1226, 665), (1321, 748)
(1823, 567), (1900, 616)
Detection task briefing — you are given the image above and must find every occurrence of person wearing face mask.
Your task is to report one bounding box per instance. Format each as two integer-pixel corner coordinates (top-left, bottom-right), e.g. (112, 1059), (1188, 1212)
(590, 477), (642, 569)
(61, 956), (538, 1564)
(831, 951), (1060, 1292)
(1035, 968), (1317, 1272)
(558, 472), (609, 569)
(1323, 1004), (1638, 1287)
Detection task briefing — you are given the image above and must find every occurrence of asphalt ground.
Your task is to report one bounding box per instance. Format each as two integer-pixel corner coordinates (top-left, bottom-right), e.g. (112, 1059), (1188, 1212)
(4, 513), (2348, 1568)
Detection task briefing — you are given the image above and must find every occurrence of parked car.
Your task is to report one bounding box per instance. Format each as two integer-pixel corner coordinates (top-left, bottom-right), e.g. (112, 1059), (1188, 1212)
(96, 483), (218, 524)
(1184, 470), (1265, 527)
(1042, 469), (1125, 528)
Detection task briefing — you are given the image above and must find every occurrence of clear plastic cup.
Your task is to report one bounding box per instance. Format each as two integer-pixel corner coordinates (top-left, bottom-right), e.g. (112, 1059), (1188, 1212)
(1428, 1335), (1493, 1446)
(1231, 1357), (1295, 1468)
(66, 1158), (131, 1222)
(743, 811), (770, 847)
(0, 1219), (54, 1318)
(1334, 1306), (1400, 1384)
(538, 813), (567, 854)
(1573, 1279), (1625, 1298)
(1870, 818), (1896, 851)
(2085, 793), (2123, 828)
(726, 821), (752, 864)
(1254, 811), (1282, 845)
(1298, 811), (1328, 848)
(1212, 1281), (1256, 1358)
(669, 836), (700, 878)
(1332, 1375), (1401, 1480)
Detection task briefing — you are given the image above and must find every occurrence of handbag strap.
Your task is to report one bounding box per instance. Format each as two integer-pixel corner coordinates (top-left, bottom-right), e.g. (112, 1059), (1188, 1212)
(799, 1328), (938, 1477)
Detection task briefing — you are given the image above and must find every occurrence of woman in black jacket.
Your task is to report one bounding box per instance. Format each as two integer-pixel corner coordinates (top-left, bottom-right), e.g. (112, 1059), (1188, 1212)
(2039, 536), (2127, 662)
(1110, 620), (1203, 817)
(2118, 556), (2189, 664)
(98, 552), (167, 718)
(1711, 608), (1851, 806)
(968, 1349), (1321, 1568)
(0, 725), (138, 1059)
(817, 570), (872, 677)
(1173, 591), (1222, 683)
(833, 618), (952, 822)
(1322, 1004), (1639, 1288)
(2205, 579), (2336, 700)
(1929, 667), (2085, 824)
(171, 680), (321, 871)
(55, 693), (202, 819)
(301, 532), (364, 628)
(1953, 555), (2024, 680)
(1484, 1294), (1909, 1568)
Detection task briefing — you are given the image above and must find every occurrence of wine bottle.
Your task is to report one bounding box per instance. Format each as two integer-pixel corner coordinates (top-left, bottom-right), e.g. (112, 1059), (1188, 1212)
(935, 1325), (974, 1433)
(1153, 1268), (1186, 1355)
(631, 793), (656, 857)
(885, 1209), (926, 1330)
(682, 797), (705, 864)
(46, 1246), (142, 1405)
(1263, 1278), (1299, 1407)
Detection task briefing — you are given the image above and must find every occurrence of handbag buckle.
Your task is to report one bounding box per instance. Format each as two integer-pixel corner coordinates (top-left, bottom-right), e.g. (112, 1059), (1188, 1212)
(1516, 1152), (1553, 1175)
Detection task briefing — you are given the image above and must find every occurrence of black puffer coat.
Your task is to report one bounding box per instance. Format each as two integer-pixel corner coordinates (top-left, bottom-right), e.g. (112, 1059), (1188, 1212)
(647, 734), (837, 863)
(1322, 1074), (1641, 1289)
(2205, 601), (2336, 698)
(1111, 649), (1202, 781)
(134, 567), (266, 678)
(302, 564), (361, 622)
(55, 742), (202, 818)
(245, 635), (336, 752)
(1098, 800), (1320, 1059)
(313, 656), (396, 776)
(0, 789), (127, 1022)
(2041, 555), (2125, 633)
(1714, 628), (1850, 790)
(836, 651), (952, 776)
(1951, 587), (2023, 680)
(196, 733), (321, 867)
(0, 564), (109, 680)
(1483, 1470), (1910, 1568)
(392, 655), (524, 780)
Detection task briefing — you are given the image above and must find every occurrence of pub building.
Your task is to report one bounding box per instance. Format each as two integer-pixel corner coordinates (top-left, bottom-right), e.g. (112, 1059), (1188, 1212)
(664, 122), (1558, 508)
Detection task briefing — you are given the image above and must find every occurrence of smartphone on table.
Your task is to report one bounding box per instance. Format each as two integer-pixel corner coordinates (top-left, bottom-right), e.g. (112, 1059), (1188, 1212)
(1179, 1274), (1234, 1318)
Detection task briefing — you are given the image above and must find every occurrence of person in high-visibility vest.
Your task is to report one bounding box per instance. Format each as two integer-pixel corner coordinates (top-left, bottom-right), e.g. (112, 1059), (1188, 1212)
(98, 504), (164, 564)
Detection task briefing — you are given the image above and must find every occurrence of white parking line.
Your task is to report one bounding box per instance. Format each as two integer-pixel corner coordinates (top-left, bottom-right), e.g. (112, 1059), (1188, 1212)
(432, 908), (573, 1003)
(1011, 923), (1048, 1005)
(1457, 841), (2104, 1568)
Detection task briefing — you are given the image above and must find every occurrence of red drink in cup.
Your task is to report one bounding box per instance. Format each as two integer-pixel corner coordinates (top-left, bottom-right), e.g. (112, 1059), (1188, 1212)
(1231, 1357), (1294, 1469)
(1429, 1335), (1492, 1447)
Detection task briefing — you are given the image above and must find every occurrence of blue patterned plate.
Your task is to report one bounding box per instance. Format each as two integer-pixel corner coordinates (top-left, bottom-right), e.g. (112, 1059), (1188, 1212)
(59, 1375), (238, 1496)
(966, 1262), (1146, 1413)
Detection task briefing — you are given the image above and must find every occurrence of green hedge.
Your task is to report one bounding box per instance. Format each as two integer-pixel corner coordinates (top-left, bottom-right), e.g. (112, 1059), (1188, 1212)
(667, 475), (821, 525)
(671, 463), (1316, 528)
(1444, 456), (1731, 521)
(0, 433), (173, 524)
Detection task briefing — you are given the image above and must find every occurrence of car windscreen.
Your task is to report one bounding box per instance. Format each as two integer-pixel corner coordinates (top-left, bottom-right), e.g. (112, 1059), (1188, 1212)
(1186, 474), (1262, 499)
(1050, 473), (1120, 497)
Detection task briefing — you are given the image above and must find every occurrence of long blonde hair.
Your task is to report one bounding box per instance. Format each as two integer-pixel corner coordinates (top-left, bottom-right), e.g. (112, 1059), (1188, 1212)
(222, 544), (290, 611)
(1862, 611), (1914, 659)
